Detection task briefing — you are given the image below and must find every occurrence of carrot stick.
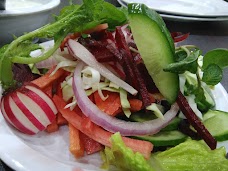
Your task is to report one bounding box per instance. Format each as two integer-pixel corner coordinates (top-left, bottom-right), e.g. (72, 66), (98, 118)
(94, 91), (121, 116)
(80, 131), (104, 155)
(57, 112), (68, 125)
(129, 99), (143, 112)
(44, 84), (53, 97)
(32, 67), (65, 89)
(69, 123), (85, 158)
(46, 118), (59, 133)
(52, 95), (153, 159)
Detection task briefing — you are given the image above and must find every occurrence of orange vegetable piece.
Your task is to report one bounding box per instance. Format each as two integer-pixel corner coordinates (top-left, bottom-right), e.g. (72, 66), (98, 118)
(46, 118), (59, 133)
(44, 84), (53, 97)
(69, 123), (85, 158)
(52, 95), (153, 159)
(80, 132), (104, 155)
(94, 90), (121, 116)
(129, 99), (143, 112)
(56, 112), (68, 126)
(31, 67), (65, 89)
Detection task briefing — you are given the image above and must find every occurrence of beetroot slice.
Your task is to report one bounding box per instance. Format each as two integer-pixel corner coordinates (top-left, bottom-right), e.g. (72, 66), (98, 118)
(177, 91), (217, 150)
(115, 27), (151, 107)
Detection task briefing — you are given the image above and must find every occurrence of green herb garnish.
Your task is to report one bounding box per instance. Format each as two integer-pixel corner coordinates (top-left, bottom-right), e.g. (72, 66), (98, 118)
(0, 0), (127, 91)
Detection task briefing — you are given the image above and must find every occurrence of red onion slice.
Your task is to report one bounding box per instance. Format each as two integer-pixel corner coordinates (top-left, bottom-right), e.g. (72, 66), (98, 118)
(73, 61), (179, 136)
(67, 39), (137, 95)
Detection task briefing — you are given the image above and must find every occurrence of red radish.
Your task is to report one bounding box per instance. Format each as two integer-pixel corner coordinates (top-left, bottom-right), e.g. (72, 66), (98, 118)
(1, 83), (58, 135)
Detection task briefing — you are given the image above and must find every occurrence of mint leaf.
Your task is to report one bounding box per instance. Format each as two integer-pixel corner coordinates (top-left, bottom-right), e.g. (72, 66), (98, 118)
(175, 49), (188, 62)
(202, 64), (223, 86)
(164, 50), (200, 74)
(202, 48), (228, 70)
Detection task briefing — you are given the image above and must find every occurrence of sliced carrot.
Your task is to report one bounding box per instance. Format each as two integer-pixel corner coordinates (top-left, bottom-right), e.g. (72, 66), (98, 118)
(94, 91), (143, 115)
(46, 118), (59, 133)
(52, 95), (153, 159)
(80, 115), (104, 154)
(69, 123), (85, 158)
(94, 91), (121, 116)
(129, 99), (143, 112)
(31, 67), (65, 89)
(80, 132), (104, 155)
(44, 84), (53, 97)
(56, 112), (68, 125)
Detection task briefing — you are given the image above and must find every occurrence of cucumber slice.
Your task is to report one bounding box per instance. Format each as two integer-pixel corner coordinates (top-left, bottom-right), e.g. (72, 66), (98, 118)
(130, 112), (182, 131)
(203, 110), (228, 141)
(128, 4), (179, 104)
(133, 130), (187, 147)
(161, 117), (182, 131)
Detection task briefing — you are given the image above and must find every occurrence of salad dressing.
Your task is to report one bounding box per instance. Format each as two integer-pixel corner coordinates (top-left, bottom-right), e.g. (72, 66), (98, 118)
(5, 0), (42, 10)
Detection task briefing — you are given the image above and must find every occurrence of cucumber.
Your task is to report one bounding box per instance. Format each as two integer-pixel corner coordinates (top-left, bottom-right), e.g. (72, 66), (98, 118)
(128, 4), (179, 104)
(203, 110), (228, 141)
(133, 130), (187, 147)
(130, 112), (182, 131)
(161, 117), (182, 131)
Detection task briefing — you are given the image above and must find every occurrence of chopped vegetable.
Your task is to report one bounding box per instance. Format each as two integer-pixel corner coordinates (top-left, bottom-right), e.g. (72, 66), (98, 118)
(52, 94), (153, 159)
(176, 92), (217, 150)
(73, 61), (179, 136)
(31, 67), (65, 89)
(153, 139), (228, 171)
(69, 123), (85, 158)
(102, 132), (155, 171)
(46, 118), (59, 133)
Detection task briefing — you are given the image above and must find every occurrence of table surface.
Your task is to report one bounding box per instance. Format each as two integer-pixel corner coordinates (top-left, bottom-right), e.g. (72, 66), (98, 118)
(1, 0), (228, 170)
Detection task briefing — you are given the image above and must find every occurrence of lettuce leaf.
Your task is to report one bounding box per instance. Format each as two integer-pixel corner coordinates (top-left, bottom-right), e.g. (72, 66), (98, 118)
(102, 132), (155, 171)
(153, 139), (228, 171)
(102, 133), (228, 171)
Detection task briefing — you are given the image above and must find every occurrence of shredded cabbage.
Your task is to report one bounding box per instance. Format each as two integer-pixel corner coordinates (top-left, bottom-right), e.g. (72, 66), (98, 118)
(120, 88), (131, 118)
(146, 103), (164, 119)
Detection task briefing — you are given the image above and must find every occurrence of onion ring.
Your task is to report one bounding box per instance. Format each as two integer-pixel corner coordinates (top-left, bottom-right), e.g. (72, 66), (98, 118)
(73, 61), (179, 136)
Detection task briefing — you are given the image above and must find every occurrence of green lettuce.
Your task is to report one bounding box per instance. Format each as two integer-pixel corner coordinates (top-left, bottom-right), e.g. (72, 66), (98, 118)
(102, 133), (228, 171)
(102, 132), (155, 171)
(153, 139), (228, 171)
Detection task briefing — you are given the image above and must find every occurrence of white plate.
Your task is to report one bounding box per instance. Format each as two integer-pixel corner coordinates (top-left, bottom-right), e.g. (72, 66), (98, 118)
(159, 13), (228, 22)
(118, 0), (228, 18)
(1, 83), (228, 171)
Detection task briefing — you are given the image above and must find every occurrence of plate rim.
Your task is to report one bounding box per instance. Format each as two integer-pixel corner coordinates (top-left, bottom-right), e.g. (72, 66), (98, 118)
(117, 0), (228, 18)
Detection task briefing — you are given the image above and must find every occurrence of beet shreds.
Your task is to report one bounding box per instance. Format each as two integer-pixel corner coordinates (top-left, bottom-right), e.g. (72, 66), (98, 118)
(78, 37), (116, 63)
(115, 27), (151, 107)
(177, 91), (217, 150)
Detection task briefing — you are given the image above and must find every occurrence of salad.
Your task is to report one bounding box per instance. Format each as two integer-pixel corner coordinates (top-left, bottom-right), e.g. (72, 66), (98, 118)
(1, 0), (228, 170)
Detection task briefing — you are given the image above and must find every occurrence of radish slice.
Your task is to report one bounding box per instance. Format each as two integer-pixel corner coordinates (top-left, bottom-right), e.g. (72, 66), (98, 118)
(67, 39), (138, 95)
(73, 61), (179, 136)
(1, 83), (58, 135)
